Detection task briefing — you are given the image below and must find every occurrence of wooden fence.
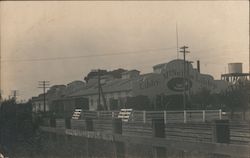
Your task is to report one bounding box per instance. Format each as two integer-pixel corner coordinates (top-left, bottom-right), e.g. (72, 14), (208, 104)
(80, 110), (223, 124)
(41, 109), (250, 147)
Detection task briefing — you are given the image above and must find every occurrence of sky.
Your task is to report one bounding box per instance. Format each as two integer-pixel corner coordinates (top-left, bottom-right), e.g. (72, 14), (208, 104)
(0, 1), (249, 100)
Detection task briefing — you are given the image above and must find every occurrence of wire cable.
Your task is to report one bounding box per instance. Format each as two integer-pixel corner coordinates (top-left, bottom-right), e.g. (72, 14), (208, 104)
(1, 46), (176, 63)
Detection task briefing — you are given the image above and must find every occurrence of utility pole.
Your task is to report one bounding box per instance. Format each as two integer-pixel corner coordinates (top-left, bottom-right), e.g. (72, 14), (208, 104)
(0, 37), (1, 104)
(100, 85), (107, 110)
(97, 69), (107, 110)
(38, 81), (50, 112)
(11, 90), (19, 102)
(9, 90), (19, 142)
(97, 70), (101, 110)
(180, 46), (190, 110)
(187, 61), (193, 101)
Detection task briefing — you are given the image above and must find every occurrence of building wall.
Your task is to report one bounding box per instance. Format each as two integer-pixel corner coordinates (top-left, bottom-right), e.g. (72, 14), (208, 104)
(87, 91), (132, 111)
(122, 70), (140, 79)
(132, 73), (165, 98)
(133, 60), (228, 99)
(37, 60), (229, 112)
(32, 100), (49, 113)
(66, 81), (85, 95)
(153, 67), (162, 74)
(69, 60), (228, 111)
(51, 97), (89, 117)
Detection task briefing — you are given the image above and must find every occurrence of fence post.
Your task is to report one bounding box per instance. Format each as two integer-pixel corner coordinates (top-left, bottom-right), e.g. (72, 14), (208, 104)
(202, 110), (206, 122)
(184, 110), (187, 123)
(143, 111), (146, 124)
(219, 109), (222, 120)
(212, 120), (230, 143)
(131, 112), (134, 122)
(164, 111), (167, 124)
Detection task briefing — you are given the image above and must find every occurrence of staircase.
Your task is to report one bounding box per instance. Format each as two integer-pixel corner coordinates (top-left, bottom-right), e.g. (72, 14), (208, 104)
(118, 109), (133, 122)
(72, 109), (82, 120)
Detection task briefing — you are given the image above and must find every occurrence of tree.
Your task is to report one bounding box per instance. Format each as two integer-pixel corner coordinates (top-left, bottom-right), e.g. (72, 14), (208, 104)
(222, 83), (249, 119)
(190, 88), (212, 109)
(162, 94), (190, 110)
(84, 68), (127, 82)
(109, 99), (119, 110)
(84, 69), (107, 82)
(0, 99), (34, 157)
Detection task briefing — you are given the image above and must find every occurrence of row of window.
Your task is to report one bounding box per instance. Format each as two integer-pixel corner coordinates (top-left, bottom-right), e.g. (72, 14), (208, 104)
(88, 91), (131, 107)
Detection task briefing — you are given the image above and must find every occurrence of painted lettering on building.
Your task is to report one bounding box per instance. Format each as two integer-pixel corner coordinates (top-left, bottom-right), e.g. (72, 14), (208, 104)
(139, 79), (159, 89)
(167, 77), (193, 92)
(162, 69), (217, 89)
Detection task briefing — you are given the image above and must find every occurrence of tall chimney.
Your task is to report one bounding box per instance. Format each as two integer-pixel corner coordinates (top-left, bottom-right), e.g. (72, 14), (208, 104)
(197, 60), (200, 73)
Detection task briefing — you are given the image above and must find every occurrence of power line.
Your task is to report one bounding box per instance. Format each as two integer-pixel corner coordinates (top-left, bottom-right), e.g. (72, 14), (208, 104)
(1, 46), (176, 63)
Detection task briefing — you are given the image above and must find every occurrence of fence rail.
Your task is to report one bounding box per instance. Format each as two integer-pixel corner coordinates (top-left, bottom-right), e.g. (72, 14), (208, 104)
(80, 110), (224, 123)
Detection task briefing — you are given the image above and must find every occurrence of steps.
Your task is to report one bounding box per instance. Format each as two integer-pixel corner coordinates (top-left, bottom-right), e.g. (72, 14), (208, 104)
(72, 109), (82, 120)
(118, 109), (133, 122)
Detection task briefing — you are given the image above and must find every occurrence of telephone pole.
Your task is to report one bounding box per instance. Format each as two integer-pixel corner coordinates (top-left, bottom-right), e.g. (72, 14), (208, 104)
(38, 81), (50, 112)
(11, 90), (19, 102)
(97, 69), (107, 110)
(97, 70), (101, 110)
(180, 46), (190, 110)
(187, 61), (193, 101)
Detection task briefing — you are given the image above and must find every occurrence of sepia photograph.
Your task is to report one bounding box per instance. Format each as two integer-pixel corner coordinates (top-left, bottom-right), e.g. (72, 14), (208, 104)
(0, 1), (249, 158)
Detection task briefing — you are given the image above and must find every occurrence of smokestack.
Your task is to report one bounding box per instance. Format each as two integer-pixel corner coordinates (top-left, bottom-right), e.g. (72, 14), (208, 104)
(197, 60), (200, 73)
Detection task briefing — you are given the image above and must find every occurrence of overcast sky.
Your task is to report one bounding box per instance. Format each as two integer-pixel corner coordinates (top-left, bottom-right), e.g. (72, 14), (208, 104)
(1, 1), (249, 100)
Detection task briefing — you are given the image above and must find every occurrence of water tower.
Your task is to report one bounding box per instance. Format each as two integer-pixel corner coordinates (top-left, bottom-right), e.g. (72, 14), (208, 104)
(228, 63), (242, 74)
(221, 63), (250, 83)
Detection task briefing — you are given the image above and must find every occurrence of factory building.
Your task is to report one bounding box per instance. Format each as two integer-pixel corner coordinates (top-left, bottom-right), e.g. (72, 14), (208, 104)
(31, 59), (230, 112)
(66, 59), (229, 111)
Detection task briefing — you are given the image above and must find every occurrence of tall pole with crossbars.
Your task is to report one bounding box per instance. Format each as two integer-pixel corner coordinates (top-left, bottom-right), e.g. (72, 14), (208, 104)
(38, 81), (50, 112)
(180, 46), (190, 110)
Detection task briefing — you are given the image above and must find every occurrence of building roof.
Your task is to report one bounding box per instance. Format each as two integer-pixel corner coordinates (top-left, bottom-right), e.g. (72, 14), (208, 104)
(69, 77), (134, 97)
(32, 84), (67, 102)
(31, 94), (45, 101)
(153, 59), (186, 70)
(67, 80), (85, 86)
(121, 69), (140, 74)
(153, 63), (167, 69)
